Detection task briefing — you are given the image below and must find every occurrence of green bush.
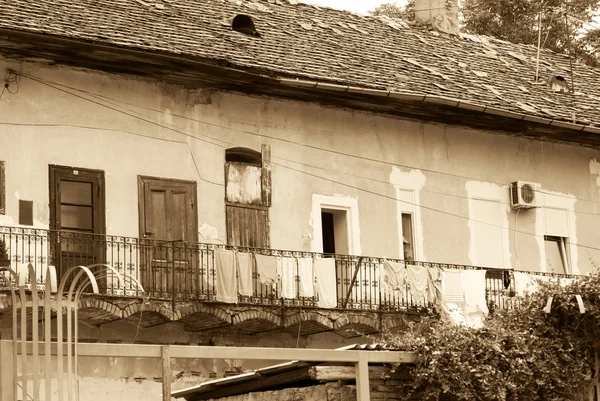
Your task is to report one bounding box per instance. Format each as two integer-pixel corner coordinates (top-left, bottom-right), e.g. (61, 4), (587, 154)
(385, 276), (599, 400)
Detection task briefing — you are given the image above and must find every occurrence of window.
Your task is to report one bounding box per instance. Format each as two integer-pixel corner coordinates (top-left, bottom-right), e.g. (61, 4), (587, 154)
(544, 235), (569, 274)
(311, 194), (361, 255)
(401, 213), (415, 261)
(470, 198), (505, 268)
(0, 161), (4, 215)
(225, 145), (271, 248)
(395, 187), (423, 261)
(466, 182), (510, 269)
(321, 209), (349, 255)
(542, 206), (573, 273)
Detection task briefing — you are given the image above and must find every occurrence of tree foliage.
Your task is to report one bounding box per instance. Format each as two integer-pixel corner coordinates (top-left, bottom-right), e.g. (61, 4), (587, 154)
(384, 276), (600, 400)
(369, 0), (600, 65)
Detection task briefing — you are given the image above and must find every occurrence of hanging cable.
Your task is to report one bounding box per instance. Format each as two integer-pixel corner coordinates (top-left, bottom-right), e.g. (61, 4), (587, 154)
(16, 71), (600, 206)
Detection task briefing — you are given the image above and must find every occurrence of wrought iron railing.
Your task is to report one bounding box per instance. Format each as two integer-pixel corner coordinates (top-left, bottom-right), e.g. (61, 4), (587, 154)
(0, 226), (579, 312)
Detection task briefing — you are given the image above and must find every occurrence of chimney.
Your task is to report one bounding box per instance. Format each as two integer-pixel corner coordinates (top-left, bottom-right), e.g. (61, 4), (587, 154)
(414, 0), (459, 35)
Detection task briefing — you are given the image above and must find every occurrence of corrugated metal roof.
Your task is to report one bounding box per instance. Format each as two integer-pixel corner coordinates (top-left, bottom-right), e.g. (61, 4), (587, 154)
(171, 344), (393, 400)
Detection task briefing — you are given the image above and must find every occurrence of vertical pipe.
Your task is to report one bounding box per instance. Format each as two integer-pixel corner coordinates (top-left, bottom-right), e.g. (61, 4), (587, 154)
(67, 300), (73, 401)
(75, 305), (80, 401)
(12, 287), (18, 400)
(32, 273), (40, 401)
(19, 286), (28, 401)
(57, 295), (64, 401)
(44, 276), (51, 401)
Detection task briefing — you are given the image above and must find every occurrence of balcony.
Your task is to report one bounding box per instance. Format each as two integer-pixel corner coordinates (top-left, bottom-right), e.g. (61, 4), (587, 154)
(0, 226), (575, 334)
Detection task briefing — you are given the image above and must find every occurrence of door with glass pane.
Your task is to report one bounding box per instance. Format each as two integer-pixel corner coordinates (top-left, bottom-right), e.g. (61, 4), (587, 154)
(49, 166), (106, 289)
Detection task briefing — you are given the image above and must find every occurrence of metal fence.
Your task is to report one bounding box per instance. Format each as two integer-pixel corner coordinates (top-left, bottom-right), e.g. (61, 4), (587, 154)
(0, 225), (575, 312)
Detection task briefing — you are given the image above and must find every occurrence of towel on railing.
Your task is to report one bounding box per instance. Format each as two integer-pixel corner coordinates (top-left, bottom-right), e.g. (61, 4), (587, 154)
(254, 254), (279, 284)
(442, 269), (464, 304)
(298, 257), (315, 297)
(407, 264), (428, 304)
(279, 257), (298, 299)
(462, 270), (488, 316)
(315, 258), (337, 308)
(513, 272), (558, 296)
(383, 260), (406, 291)
(215, 249), (237, 304)
(236, 252), (254, 297)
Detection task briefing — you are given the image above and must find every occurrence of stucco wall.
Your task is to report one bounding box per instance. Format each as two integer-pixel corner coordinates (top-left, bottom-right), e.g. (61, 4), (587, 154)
(1, 59), (600, 274)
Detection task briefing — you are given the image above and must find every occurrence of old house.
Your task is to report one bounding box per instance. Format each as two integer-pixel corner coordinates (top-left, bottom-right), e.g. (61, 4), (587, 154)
(1, 0), (600, 398)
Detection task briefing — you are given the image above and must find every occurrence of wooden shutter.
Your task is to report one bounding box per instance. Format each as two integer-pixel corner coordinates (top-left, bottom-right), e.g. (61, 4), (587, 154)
(471, 198), (504, 268)
(545, 208), (569, 237)
(226, 205), (269, 248)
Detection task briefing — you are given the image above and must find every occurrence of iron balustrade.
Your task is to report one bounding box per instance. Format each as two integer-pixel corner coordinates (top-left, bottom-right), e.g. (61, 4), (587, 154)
(0, 226), (579, 312)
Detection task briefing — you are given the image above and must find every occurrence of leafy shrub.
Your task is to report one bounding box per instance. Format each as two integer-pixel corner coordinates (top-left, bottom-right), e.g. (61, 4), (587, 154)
(385, 276), (599, 400)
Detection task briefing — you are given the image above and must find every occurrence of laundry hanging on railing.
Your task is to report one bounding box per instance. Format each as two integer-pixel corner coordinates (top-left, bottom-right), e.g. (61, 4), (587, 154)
(407, 264), (428, 304)
(279, 257), (298, 299)
(297, 257), (314, 297)
(315, 258), (337, 308)
(462, 270), (489, 316)
(254, 254), (279, 285)
(236, 251), (253, 297)
(513, 271), (557, 296)
(383, 260), (406, 291)
(442, 269), (465, 304)
(441, 269), (488, 328)
(428, 266), (443, 312)
(215, 249), (237, 304)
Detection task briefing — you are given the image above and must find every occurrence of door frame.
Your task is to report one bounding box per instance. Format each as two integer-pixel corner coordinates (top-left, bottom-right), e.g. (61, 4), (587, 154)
(137, 176), (198, 242)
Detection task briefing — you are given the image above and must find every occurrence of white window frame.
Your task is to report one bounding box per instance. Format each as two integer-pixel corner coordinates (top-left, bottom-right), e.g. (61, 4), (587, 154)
(466, 182), (511, 268)
(536, 190), (578, 274)
(395, 188), (424, 261)
(310, 194), (361, 255)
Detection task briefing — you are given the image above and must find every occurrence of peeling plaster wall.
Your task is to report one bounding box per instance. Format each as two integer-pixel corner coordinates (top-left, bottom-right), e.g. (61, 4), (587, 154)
(1, 60), (600, 276)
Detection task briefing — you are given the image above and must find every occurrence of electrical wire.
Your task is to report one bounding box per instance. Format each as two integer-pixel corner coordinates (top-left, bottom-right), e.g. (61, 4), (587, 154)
(12, 72), (600, 253)
(18, 71), (600, 206)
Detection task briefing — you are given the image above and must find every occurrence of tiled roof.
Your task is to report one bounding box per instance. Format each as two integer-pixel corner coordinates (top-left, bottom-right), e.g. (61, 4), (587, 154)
(1, 0), (600, 128)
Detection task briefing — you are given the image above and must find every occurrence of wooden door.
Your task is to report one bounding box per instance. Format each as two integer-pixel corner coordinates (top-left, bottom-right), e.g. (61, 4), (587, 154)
(138, 176), (198, 298)
(226, 205), (269, 248)
(49, 165), (106, 288)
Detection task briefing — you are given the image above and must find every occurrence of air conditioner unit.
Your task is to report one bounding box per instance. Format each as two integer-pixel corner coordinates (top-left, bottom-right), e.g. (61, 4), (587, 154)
(510, 181), (539, 209)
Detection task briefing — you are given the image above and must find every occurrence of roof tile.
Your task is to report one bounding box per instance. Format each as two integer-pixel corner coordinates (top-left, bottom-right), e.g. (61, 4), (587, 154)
(1, 0), (600, 126)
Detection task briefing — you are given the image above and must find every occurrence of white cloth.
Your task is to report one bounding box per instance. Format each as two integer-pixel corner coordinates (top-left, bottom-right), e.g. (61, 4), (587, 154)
(513, 271), (557, 296)
(442, 269), (488, 328)
(428, 267), (442, 310)
(315, 258), (337, 308)
(215, 249), (237, 304)
(442, 269), (464, 303)
(407, 264), (428, 304)
(279, 257), (297, 299)
(383, 260), (406, 291)
(236, 252), (253, 297)
(254, 254), (279, 284)
(462, 270), (489, 315)
(297, 257), (314, 297)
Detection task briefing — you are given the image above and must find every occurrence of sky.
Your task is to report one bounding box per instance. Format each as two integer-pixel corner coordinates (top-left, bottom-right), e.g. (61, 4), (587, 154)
(300, 0), (404, 15)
